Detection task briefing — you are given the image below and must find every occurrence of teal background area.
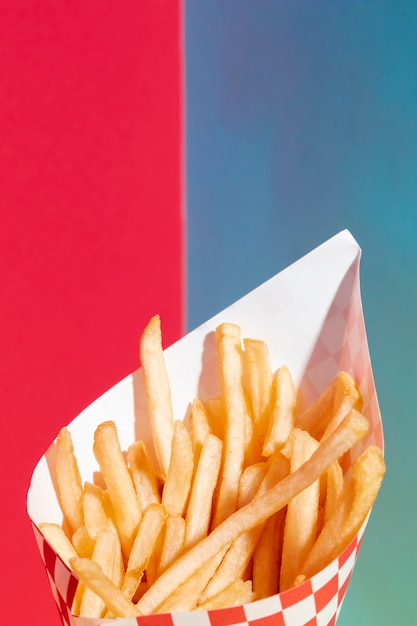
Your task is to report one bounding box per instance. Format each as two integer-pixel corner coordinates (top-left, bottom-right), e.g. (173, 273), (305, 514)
(185, 2), (417, 624)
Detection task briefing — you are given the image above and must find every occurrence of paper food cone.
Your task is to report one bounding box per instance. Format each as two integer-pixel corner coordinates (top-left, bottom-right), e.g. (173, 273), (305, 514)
(27, 229), (384, 626)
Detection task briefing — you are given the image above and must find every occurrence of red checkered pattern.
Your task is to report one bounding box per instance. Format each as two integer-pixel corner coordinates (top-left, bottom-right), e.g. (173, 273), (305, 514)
(29, 232), (384, 626)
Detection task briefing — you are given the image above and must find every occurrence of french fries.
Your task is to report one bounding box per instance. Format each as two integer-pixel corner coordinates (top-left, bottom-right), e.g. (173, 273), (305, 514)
(279, 429), (320, 591)
(211, 323), (249, 528)
(55, 427), (84, 534)
(184, 433), (223, 550)
(262, 364), (296, 457)
(121, 503), (166, 601)
(139, 314), (175, 479)
(93, 420), (141, 558)
(161, 420), (194, 518)
(40, 317), (385, 619)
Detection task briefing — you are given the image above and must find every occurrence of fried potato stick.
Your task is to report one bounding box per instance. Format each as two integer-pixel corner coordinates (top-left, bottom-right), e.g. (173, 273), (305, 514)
(127, 441), (161, 510)
(139, 314), (175, 478)
(242, 338), (273, 431)
(82, 482), (117, 540)
(72, 525), (95, 558)
(121, 503), (166, 601)
(280, 429), (320, 592)
(55, 427), (84, 534)
(212, 323), (249, 528)
(252, 509), (286, 599)
(296, 372), (362, 441)
(156, 514), (186, 577)
(93, 420), (141, 557)
(162, 420), (194, 518)
(184, 433), (223, 550)
(262, 365), (296, 457)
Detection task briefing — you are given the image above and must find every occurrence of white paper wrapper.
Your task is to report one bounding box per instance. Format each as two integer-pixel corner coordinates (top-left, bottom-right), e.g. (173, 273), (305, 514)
(27, 229), (384, 626)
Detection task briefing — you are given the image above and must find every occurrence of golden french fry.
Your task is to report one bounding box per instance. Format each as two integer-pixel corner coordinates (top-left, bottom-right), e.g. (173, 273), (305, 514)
(55, 427), (84, 534)
(135, 409), (369, 615)
(121, 503), (166, 601)
(71, 525), (95, 558)
(78, 530), (123, 618)
(143, 521), (165, 587)
(82, 482), (117, 540)
(242, 337), (273, 436)
(93, 420), (141, 557)
(212, 323), (249, 528)
(280, 428), (320, 592)
(241, 339), (272, 465)
(324, 459), (344, 525)
(127, 441), (161, 510)
(252, 509), (285, 599)
(197, 579), (255, 611)
(156, 514), (186, 577)
(39, 522), (78, 568)
(162, 420), (194, 517)
(139, 314), (175, 478)
(296, 372), (362, 441)
(298, 445), (385, 581)
(263, 450), (291, 489)
(321, 372), (363, 440)
(295, 376), (338, 435)
(262, 365), (296, 457)
(70, 557), (141, 618)
(237, 462), (267, 508)
(184, 433), (223, 550)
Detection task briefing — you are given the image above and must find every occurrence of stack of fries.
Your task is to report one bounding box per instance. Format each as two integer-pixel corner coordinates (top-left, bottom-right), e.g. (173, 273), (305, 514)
(38, 314), (385, 620)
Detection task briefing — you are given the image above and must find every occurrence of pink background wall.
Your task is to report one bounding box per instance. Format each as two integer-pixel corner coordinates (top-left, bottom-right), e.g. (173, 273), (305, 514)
(0, 2), (184, 624)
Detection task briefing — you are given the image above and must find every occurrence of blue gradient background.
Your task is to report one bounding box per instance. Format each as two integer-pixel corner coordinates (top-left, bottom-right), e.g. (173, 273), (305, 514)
(185, 2), (417, 624)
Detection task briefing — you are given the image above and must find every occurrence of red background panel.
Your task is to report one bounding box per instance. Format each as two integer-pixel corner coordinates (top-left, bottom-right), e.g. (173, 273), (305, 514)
(0, 2), (184, 623)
